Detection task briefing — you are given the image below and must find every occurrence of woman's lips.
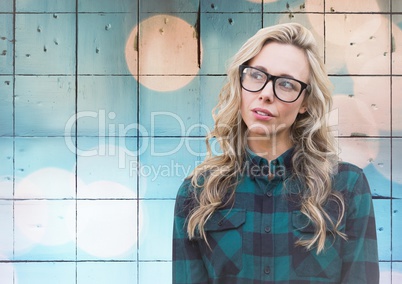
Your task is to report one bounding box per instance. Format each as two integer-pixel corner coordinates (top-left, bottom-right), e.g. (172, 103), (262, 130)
(252, 108), (274, 121)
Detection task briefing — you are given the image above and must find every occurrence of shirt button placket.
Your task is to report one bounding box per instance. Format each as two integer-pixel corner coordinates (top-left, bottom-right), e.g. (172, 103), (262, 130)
(261, 170), (274, 281)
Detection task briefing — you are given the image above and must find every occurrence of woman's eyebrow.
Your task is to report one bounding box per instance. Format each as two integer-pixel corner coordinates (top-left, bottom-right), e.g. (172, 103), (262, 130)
(251, 65), (297, 79)
(251, 65), (267, 72)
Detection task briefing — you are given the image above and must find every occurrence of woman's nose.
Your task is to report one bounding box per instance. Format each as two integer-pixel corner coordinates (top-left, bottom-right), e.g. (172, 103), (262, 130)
(258, 80), (275, 102)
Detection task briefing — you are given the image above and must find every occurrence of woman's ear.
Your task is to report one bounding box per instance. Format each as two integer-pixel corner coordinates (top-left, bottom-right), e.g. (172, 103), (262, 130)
(298, 106), (308, 114)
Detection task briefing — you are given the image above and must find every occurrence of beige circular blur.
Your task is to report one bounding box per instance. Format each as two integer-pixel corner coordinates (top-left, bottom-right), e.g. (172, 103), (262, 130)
(125, 15), (201, 92)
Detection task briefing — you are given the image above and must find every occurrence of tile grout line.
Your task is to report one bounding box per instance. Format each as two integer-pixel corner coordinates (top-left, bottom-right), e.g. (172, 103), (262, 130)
(389, 0), (394, 281)
(136, 0), (141, 282)
(12, 1), (16, 283)
(74, 0), (79, 282)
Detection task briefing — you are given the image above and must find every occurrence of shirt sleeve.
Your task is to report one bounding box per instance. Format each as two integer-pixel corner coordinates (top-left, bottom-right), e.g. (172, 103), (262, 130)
(340, 169), (379, 284)
(172, 179), (208, 284)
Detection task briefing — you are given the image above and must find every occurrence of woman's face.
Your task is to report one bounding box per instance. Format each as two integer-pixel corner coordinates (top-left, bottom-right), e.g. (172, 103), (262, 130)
(240, 42), (310, 146)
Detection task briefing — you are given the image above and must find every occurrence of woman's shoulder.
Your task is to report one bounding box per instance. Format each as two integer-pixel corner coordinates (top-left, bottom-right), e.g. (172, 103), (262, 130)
(175, 174), (207, 211)
(333, 161), (370, 194)
(177, 177), (192, 195)
(336, 161), (364, 174)
(174, 178), (198, 217)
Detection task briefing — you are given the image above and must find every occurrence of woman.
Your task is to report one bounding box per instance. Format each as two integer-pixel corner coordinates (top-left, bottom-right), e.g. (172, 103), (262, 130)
(173, 23), (379, 283)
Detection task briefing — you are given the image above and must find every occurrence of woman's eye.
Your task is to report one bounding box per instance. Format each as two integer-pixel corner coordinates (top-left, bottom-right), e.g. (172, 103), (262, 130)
(279, 79), (295, 90)
(250, 71), (264, 80)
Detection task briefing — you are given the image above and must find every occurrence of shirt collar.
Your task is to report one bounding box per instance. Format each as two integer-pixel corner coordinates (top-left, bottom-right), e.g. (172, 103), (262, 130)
(244, 146), (294, 181)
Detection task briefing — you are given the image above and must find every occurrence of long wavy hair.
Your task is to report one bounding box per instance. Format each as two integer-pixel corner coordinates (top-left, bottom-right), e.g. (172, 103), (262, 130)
(187, 23), (346, 253)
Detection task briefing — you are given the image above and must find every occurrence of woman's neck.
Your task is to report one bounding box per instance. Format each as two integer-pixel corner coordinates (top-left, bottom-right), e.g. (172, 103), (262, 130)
(247, 134), (293, 161)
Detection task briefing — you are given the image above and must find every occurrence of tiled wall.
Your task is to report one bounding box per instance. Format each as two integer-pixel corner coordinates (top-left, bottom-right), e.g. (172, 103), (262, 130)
(0, 0), (401, 283)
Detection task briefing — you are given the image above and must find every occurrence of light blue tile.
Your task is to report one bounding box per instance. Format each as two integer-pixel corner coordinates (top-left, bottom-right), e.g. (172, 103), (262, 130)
(201, 0), (261, 12)
(379, 261), (391, 284)
(393, 261), (402, 283)
(14, 262), (75, 284)
(14, 237), (76, 261)
(77, 137), (137, 199)
(16, 0), (76, 12)
(362, 139), (391, 199)
(393, 77), (402, 135)
(0, 1), (13, 12)
(199, 136), (223, 157)
(0, 201), (13, 260)
(139, 76), (200, 136)
(15, 76), (75, 136)
(393, 139), (402, 198)
(200, 75), (225, 130)
(364, 163), (391, 199)
(141, 0), (198, 12)
(0, 15), (13, 74)
(330, 76), (355, 96)
(394, 14), (402, 30)
(14, 137), (76, 198)
(15, 14), (76, 74)
(78, 0), (137, 13)
(139, 261), (172, 284)
(76, 200), (137, 261)
(0, 77), (13, 136)
(77, 76), (138, 136)
(394, 0), (402, 12)
(200, 13), (261, 74)
(139, 200), (175, 261)
(139, 137), (201, 198)
(0, 263), (14, 283)
(0, 138), (13, 198)
(78, 13), (137, 75)
(373, 200), (391, 261)
(264, 0), (323, 12)
(77, 262), (137, 284)
(14, 200), (76, 261)
(392, 199), (402, 260)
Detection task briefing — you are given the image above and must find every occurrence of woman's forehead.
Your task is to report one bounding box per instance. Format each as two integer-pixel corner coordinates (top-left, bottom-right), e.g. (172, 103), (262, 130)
(249, 42), (310, 83)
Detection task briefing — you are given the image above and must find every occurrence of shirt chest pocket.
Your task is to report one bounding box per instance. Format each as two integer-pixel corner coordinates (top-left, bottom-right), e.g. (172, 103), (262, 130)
(201, 209), (246, 277)
(291, 211), (343, 280)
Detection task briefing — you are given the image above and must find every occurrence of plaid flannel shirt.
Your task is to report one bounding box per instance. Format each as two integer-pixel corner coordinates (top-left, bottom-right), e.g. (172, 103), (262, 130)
(172, 148), (379, 283)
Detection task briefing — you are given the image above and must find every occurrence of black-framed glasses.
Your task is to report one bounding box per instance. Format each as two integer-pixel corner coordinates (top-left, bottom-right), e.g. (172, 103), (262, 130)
(239, 65), (310, 103)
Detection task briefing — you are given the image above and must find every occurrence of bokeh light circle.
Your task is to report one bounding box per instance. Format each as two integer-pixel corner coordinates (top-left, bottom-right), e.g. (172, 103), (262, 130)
(14, 199), (76, 247)
(77, 198), (137, 258)
(125, 15), (201, 92)
(15, 168), (75, 198)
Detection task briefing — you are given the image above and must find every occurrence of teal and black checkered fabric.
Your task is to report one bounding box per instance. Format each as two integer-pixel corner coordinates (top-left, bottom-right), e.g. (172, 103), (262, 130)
(172, 148), (379, 283)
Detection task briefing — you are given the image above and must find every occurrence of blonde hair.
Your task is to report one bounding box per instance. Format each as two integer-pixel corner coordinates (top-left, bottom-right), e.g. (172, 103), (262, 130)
(187, 23), (346, 253)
